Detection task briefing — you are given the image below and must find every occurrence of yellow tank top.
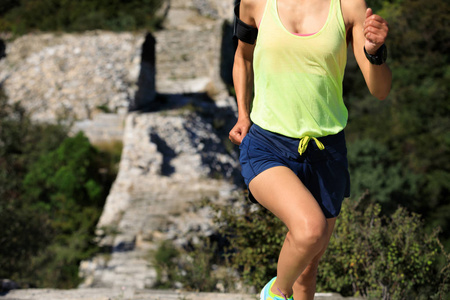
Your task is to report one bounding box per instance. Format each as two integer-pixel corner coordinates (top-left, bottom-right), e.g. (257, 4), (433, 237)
(251, 0), (348, 138)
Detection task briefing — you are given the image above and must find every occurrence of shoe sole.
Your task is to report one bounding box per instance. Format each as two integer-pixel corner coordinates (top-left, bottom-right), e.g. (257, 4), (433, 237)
(260, 284), (268, 300)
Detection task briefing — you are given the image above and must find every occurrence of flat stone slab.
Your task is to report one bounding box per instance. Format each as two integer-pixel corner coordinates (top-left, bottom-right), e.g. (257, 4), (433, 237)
(2, 289), (359, 300)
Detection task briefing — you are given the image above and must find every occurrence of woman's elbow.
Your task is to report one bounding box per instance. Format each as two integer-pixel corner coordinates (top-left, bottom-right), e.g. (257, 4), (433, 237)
(375, 90), (390, 100)
(369, 80), (392, 100)
(373, 85), (391, 100)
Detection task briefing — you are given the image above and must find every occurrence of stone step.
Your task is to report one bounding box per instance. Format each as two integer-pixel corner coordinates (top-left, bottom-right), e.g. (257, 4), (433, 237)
(2, 289), (358, 300)
(72, 113), (126, 144)
(154, 25), (224, 95)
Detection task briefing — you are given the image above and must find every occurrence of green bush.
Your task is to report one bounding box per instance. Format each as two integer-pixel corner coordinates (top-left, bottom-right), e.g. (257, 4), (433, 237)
(318, 195), (446, 299)
(23, 132), (105, 208)
(347, 139), (420, 209)
(0, 0), (164, 34)
(18, 132), (109, 287)
(0, 89), (66, 284)
(152, 238), (231, 292)
(0, 89), (121, 288)
(212, 195), (286, 289)
(0, 205), (52, 281)
(343, 0), (450, 248)
(152, 240), (180, 289)
(207, 194), (448, 299)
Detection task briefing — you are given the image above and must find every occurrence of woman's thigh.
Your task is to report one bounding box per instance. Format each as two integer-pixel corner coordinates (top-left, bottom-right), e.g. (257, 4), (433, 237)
(248, 165), (327, 231)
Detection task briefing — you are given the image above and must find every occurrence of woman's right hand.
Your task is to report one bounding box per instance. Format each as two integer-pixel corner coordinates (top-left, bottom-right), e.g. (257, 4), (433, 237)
(229, 117), (252, 145)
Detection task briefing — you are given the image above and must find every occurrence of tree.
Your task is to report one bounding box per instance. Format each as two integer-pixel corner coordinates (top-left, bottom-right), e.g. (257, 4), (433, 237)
(0, 0), (164, 34)
(0, 88), (118, 288)
(344, 0), (450, 247)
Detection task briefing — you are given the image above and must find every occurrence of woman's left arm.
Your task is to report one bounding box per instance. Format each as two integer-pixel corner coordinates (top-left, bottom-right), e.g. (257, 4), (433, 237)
(348, 0), (392, 100)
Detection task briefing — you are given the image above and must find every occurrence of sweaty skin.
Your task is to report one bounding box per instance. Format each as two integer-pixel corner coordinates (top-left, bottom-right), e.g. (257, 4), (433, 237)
(229, 0), (391, 146)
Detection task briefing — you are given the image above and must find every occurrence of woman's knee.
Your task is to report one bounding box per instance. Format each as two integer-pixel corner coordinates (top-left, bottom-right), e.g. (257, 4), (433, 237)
(287, 218), (329, 253)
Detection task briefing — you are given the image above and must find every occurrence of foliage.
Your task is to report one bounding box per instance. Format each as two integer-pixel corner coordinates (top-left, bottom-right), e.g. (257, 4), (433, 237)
(23, 132), (104, 207)
(206, 194), (448, 298)
(18, 132), (106, 287)
(0, 89), (66, 281)
(344, 0), (450, 248)
(0, 89), (120, 288)
(152, 238), (234, 292)
(92, 140), (124, 177)
(211, 195), (287, 289)
(0, 205), (52, 281)
(347, 138), (420, 210)
(318, 195), (445, 299)
(152, 240), (180, 289)
(0, 0), (164, 35)
(436, 240), (450, 300)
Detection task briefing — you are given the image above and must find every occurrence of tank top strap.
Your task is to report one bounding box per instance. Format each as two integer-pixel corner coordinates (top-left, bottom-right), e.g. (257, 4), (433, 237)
(257, 0), (272, 30)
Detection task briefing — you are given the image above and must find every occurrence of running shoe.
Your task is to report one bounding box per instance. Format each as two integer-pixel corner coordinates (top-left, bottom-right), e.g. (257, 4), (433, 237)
(260, 277), (294, 300)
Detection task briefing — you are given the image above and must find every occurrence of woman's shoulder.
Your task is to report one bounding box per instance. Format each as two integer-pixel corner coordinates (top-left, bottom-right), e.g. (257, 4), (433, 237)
(239, 0), (267, 27)
(240, 0), (267, 13)
(340, 0), (367, 27)
(240, 0), (265, 7)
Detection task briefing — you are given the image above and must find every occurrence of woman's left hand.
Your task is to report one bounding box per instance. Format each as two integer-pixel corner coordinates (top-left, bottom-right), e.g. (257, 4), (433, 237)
(363, 8), (389, 54)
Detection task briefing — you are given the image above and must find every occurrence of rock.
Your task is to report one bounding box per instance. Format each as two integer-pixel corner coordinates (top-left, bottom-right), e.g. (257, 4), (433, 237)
(1, 279), (19, 292)
(70, 0), (240, 290)
(84, 96), (240, 289)
(130, 33), (157, 111)
(0, 31), (145, 122)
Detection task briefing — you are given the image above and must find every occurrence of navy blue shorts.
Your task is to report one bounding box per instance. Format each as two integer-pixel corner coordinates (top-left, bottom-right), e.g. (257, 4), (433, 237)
(239, 124), (350, 218)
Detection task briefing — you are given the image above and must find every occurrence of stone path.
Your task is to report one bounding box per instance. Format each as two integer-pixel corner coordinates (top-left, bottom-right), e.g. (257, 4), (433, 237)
(77, 0), (240, 291)
(153, 0), (231, 96)
(72, 112), (127, 144)
(2, 289), (357, 300)
(79, 102), (240, 289)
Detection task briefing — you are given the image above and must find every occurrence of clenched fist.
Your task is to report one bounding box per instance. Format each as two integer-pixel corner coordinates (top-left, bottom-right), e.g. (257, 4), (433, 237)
(364, 8), (389, 54)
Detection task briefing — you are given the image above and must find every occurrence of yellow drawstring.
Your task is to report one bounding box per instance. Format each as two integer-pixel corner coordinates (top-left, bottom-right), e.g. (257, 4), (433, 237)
(298, 136), (325, 155)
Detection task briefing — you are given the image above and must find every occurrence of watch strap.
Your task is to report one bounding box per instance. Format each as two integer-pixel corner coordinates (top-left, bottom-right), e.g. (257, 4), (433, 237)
(364, 44), (387, 65)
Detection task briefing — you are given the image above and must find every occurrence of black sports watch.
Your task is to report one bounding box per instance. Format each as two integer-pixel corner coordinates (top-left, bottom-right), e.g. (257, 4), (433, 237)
(364, 44), (387, 65)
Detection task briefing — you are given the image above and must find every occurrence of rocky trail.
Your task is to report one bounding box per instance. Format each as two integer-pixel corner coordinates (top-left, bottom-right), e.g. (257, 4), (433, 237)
(3, 288), (355, 300)
(0, 0), (360, 299)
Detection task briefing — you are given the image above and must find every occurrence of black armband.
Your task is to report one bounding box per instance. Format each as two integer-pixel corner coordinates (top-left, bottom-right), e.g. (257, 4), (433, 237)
(233, 2), (258, 45)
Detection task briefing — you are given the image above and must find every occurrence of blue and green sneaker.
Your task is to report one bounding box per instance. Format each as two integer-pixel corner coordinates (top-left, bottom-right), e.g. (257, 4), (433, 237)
(260, 277), (294, 300)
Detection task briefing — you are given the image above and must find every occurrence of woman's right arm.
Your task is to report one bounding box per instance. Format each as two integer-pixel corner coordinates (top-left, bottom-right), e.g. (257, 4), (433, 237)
(229, 0), (257, 145)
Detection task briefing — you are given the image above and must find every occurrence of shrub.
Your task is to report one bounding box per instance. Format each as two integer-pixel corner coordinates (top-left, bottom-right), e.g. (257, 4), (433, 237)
(23, 132), (105, 208)
(347, 139), (421, 210)
(207, 193), (447, 299)
(0, 205), (52, 281)
(151, 238), (231, 292)
(0, 88), (121, 288)
(212, 194), (286, 289)
(0, 89), (67, 283)
(318, 195), (446, 299)
(0, 0), (164, 34)
(10, 133), (104, 287)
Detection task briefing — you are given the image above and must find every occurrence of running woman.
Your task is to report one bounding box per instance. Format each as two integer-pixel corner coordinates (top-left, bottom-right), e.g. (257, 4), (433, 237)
(229, 0), (391, 299)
